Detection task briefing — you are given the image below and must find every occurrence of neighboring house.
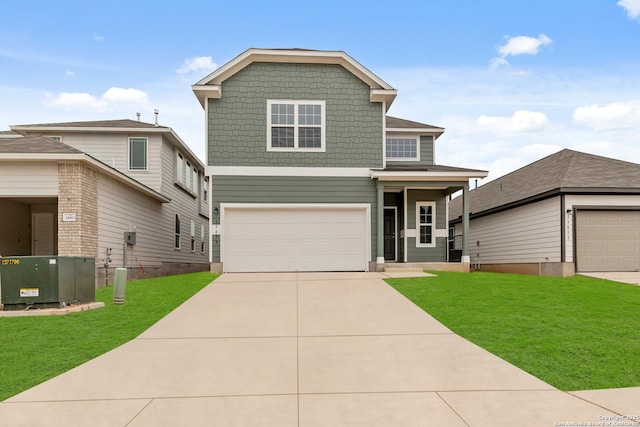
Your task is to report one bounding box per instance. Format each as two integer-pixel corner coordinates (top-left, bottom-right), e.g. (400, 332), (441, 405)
(449, 149), (640, 276)
(1, 120), (209, 286)
(192, 48), (487, 273)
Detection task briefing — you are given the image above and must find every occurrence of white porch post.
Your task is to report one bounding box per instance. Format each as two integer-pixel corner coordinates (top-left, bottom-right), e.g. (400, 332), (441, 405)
(376, 182), (385, 268)
(462, 183), (471, 263)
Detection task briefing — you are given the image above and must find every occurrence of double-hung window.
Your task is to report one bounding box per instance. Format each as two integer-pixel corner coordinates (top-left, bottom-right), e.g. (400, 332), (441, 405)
(386, 137), (419, 161)
(267, 100), (325, 151)
(176, 152), (184, 184)
(416, 202), (436, 248)
(129, 137), (148, 170)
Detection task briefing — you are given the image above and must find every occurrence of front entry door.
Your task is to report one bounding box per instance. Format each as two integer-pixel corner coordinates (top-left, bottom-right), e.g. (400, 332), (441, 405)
(384, 208), (396, 261)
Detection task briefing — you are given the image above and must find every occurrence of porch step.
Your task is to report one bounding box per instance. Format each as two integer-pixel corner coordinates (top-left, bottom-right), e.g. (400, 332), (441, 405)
(384, 267), (424, 273)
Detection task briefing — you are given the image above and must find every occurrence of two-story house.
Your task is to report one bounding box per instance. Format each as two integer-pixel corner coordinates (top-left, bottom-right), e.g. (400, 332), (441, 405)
(1, 119), (209, 285)
(192, 48), (487, 273)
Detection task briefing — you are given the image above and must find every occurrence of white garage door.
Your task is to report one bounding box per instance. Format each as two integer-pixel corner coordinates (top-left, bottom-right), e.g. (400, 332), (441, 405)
(223, 205), (370, 272)
(576, 210), (640, 272)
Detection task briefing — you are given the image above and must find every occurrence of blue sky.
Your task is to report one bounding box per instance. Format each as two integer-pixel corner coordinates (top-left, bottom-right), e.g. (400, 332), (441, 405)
(2, 0), (640, 181)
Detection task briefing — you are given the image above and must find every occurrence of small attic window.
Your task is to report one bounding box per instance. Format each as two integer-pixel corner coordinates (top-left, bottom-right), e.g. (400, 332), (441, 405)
(47, 136), (62, 142)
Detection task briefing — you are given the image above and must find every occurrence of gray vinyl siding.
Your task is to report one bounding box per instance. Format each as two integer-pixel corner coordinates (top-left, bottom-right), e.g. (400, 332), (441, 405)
(467, 197), (561, 265)
(51, 132), (163, 192)
(211, 176), (377, 262)
(159, 141), (209, 257)
(97, 173), (209, 268)
(406, 189), (447, 262)
(0, 162), (58, 196)
(207, 62), (383, 168)
(386, 135), (434, 167)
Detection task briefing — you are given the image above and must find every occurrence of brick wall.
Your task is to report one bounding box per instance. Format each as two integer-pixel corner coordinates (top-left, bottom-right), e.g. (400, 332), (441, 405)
(58, 162), (98, 259)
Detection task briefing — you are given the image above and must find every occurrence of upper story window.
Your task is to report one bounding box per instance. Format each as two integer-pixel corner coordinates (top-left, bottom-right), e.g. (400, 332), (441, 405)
(185, 160), (192, 189)
(176, 153), (184, 184)
(267, 100), (325, 152)
(416, 202), (436, 248)
(386, 137), (419, 161)
(203, 177), (208, 202)
(192, 167), (198, 195)
(129, 137), (148, 170)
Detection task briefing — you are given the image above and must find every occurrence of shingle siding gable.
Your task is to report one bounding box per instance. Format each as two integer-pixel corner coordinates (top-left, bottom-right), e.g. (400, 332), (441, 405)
(207, 62), (383, 168)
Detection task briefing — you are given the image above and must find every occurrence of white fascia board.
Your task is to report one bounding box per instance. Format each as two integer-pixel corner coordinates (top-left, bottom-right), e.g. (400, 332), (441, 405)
(386, 127), (445, 135)
(0, 153), (86, 161)
(191, 84), (221, 108)
(206, 166), (372, 177)
(193, 48), (396, 106)
(370, 89), (398, 108)
(11, 125), (170, 134)
(370, 170), (489, 181)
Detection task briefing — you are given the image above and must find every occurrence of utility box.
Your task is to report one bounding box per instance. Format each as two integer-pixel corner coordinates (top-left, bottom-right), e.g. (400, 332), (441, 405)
(0, 256), (95, 311)
(124, 232), (136, 245)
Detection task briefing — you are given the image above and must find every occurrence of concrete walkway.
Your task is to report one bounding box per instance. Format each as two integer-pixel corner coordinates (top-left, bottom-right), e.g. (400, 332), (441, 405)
(1, 272), (638, 426)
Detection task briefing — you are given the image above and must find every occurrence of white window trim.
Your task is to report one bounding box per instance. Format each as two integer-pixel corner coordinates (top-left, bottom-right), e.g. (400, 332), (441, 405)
(416, 201), (436, 248)
(190, 220), (196, 252)
(267, 99), (326, 152)
(386, 135), (420, 161)
(200, 223), (206, 253)
(47, 135), (62, 142)
(128, 137), (148, 171)
(176, 152), (184, 184)
(175, 214), (181, 250)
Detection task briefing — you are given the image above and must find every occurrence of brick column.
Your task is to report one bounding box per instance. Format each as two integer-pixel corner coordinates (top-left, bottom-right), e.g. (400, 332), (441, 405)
(58, 162), (98, 258)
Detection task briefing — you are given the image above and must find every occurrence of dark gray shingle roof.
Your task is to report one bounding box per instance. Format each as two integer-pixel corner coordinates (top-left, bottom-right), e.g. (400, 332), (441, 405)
(450, 149), (640, 220)
(386, 116), (443, 130)
(13, 119), (167, 129)
(0, 136), (83, 154)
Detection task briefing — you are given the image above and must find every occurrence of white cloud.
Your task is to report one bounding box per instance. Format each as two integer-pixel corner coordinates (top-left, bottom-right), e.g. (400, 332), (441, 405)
(46, 87), (149, 111)
(102, 87), (149, 103)
(573, 100), (640, 130)
(618, 0), (640, 19)
(177, 56), (217, 75)
(65, 70), (75, 77)
(93, 34), (105, 42)
(476, 110), (550, 134)
(491, 34), (552, 69)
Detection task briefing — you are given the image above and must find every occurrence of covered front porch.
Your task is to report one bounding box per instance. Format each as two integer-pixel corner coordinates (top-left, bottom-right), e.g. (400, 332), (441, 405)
(370, 165), (487, 272)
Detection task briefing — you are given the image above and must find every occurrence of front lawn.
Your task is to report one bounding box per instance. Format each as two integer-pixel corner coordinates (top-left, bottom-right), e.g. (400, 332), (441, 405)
(0, 271), (217, 401)
(387, 271), (640, 391)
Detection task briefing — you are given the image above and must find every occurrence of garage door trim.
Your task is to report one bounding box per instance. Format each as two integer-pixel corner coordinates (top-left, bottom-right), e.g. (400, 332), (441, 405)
(574, 206), (640, 272)
(220, 203), (371, 272)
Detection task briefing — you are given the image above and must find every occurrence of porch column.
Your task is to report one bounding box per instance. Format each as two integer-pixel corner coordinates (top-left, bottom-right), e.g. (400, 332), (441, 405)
(462, 183), (470, 263)
(376, 182), (385, 269)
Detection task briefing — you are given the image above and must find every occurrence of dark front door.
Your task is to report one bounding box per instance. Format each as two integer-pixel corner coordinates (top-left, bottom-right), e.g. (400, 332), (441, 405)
(384, 208), (396, 261)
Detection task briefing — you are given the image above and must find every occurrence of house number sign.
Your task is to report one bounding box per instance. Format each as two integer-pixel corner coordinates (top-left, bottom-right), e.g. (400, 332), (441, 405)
(62, 213), (77, 222)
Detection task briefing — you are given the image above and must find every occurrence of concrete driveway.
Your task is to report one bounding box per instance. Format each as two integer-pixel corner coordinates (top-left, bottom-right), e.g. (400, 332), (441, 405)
(581, 271), (640, 285)
(1, 272), (637, 426)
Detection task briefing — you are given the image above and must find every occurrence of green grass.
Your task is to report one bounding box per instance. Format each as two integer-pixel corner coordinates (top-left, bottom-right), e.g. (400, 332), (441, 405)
(0, 271), (217, 401)
(387, 271), (640, 391)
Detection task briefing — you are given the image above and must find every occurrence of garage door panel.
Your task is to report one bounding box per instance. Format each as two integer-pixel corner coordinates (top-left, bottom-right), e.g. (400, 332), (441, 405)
(223, 206), (369, 272)
(576, 210), (640, 272)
